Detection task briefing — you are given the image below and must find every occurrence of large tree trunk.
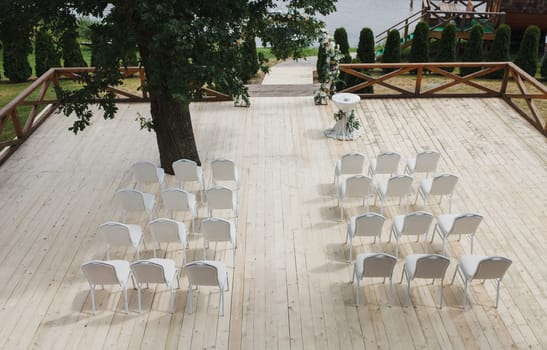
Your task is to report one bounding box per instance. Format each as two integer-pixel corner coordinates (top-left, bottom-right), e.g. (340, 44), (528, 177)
(150, 92), (201, 174)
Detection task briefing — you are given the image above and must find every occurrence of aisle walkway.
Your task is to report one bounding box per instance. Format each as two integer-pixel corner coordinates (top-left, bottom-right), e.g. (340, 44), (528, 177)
(261, 56), (317, 85)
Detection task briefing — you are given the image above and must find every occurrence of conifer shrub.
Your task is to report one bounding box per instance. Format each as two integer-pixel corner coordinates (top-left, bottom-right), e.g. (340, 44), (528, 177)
(240, 36), (260, 82)
(3, 38), (32, 82)
(541, 54), (547, 80)
(435, 24), (457, 72)
(35, 26), (61, 76)
(316, 42), (327, 83)
(460, 24), (484, 76)
(382, 29), (401, 72)
(409, 21), (430, 63)
(62, 27), (87, 67)
(357, 27), (375, 63)
(487, 24), (511, 78)
(515, 25), (540, 76)
(334, 27), (351, 63)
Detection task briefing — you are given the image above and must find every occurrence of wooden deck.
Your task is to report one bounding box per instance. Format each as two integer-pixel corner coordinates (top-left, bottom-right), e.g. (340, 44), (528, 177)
(0, 96), (546, 349)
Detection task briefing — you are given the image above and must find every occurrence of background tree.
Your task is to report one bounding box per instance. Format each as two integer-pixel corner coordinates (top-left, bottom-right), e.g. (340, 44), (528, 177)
(54, 1), (336, 173)
(486, 24), (511, 78)
(35, 24), (61, 76)
(435, 24), (457, 72)
(515, 25), (540, 76)
(357, 27), (375, 64)
(460, 24), (484, 76)
(409, 21), (429, 63)
(382, 29), (401, 72)
(316, 42), (327, 83)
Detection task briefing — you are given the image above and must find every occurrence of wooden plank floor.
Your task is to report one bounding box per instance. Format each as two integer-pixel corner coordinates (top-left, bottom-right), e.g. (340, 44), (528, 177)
(0, 97), (545, 349)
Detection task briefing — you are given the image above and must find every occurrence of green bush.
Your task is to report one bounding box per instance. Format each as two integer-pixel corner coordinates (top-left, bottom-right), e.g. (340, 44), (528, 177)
(541, 54), (547, 80)
(409, 21), (429, 63)
(460, 24), (484, 76)
(486, 24), (511, 78)
(3, 38), (32, 82)
(62, 27), (87, 67)
(435, 24), (457, 72)
(35, 26), (61, 76)
(317, 42), (327, 83)
(357, 27), (375, 63)
(334, 27), (351, 63)
(239, 36), (260, 82)
(382, 29), (401, 72)
(515, 25), (540, 76)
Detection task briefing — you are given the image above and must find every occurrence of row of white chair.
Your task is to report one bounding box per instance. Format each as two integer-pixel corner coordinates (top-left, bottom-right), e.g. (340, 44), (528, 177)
(334, 150), (441, 185)
(338, 173), (459, 219)
(351, 252), (512, 309)
(100, 217), (236, 267)
(81, 259), (229, 315)
(346, 211), (483, 260)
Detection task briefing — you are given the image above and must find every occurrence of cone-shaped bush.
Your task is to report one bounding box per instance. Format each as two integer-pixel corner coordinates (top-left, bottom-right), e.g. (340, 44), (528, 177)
(3, 38), (32, 82)
(357, 27), (375, 63)
(515, 25), (540, 76)
(334, 27), (351, 63)
(409, 21), (430, 63)
(382, 30), (401, 72)
(435, 24), (457, 72)
(239, 36), (260, 82)
(316, 42), (327, 83)
(486, 24), (511, 78)
(62, 27), (87, 67)
(35, 26), (61, 76)
(541, 54), (547, 80)
(460, 24), (484, 76)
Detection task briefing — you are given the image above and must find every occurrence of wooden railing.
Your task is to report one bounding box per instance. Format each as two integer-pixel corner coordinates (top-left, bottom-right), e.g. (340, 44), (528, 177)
(0, 66), (230, 166)
(339, 62), (547, 135)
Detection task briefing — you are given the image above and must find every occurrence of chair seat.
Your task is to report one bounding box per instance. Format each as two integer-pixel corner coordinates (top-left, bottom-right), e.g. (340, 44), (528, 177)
(436, 214), (458, 235)
(459, 255), (490, 279)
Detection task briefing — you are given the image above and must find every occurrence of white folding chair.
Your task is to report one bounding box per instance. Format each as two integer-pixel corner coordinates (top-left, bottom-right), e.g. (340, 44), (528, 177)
(352, 253), (397, 305)
(334, 152), (365, 184)
(211, 158), (240, 190)
(149, 218), (188, 265)
(368, 151), (401, 177)
(116, 188), (156, 223)
(415, 174), (458, 213)
(201, 217), (237, 267)
(405, 150), (440, 177)
(184, 260), (229, 316)
(132, 160), (166, 191)
(172, 159), (205, 203)
(131, 258), (180, 313)
(81, 260), (132, 314)
(374, 175), (413, 215)
(206, 186), (238, 223)
(389, 211), (434, 258)
(337, 175), (373, 221)
(450, 255), (512, 308)
(400, 254), (450, 308)
(161, 188), (197, 232)
(99, 221), (145, 259)
(432, 213), (483, 255)
(346, 212), (385, 260)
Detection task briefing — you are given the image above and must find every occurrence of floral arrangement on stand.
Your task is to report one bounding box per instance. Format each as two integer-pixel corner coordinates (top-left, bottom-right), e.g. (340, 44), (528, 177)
(333, 110), (360, 133)
(314, 30), (343, 105)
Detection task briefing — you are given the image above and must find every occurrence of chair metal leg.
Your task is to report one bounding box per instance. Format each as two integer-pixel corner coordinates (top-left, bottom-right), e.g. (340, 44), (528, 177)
(220, 287), (225, 317)
(388, 277), (393, 306)
(355, 278), (360, 305)
(431, 225), (438, 243)
(395, 236), (399, 258)
(406, 277), (411, 307)
(170, 285), (174, 314)
(90, 285), (96, 315)
(463, 280), (468, 308)
(187, 282), (193, 314)
(137, 284), (142, 313)
(203, 239), (207, 260)
(450, 265), (460, 285)
(124, 286), (129, 314)
(442, 238), (447, 256)
(348, 237), (353, 261)
(495, 279), (501, 308)
(340, 202), (344, 222)
(439, 280), (444, 309)
(106, 245), (111, 260)
(470, 235), (474, 254)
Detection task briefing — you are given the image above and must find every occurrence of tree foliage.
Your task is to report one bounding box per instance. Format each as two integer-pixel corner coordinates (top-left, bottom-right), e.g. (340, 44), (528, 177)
(409, 21), (429, 63)
(515, 25), (540, 76)
(486, 24), (511, 78)
(357, 27), (375, 63)
(435, 24), (457, 72)
(61, 20), (87, 67)
(460, 24), (484, 76)
(382, 29), (401, 72)
(239, 35), (260, 82)
(541, 54), (547, 80)
(35, 24), (61, 76)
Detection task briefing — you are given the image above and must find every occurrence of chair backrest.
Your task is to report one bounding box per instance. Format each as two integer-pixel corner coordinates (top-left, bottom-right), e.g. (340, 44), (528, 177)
(82, 261), (122, 285)
(133, 161), (160, 184)
(340, 152), (365, 174)
(207, 186), (235, 210)
(131, 260), (167, 284)
(429, 174), (458, 195)
(375, 151), (401, 174)
(149, 218), (186, 243)
(345, 175), (372, 198)
(354, 212), (385, 238)
(385, 175), (413, 196)
(99, 221), (132, 246)
(414, 150), (440, 173)
(211, 159), (237, 181)
(117, 189), (146, 212)
(172, 159), (200, 182)
(162, 188), (193, 211)
(473, 256), (512, 280)
(400, 211), (434, 236)
(361, 253), (397, 278)
(201, 217), (233, 242)
(451, 213), (483, 234)
(413, 254), (450, 279)
(184, 261), (221, 287)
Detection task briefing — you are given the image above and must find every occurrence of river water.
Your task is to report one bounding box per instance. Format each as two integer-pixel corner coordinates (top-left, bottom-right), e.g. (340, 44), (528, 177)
(317, 0), (418, 46)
